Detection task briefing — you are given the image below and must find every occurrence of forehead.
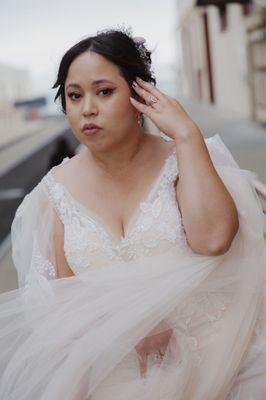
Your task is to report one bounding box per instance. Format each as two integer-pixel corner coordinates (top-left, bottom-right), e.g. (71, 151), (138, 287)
(65, 51), (121, 85)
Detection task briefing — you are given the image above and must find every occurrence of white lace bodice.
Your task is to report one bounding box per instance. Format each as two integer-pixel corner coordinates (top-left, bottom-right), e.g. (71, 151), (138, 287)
(42, 136), (193, 275)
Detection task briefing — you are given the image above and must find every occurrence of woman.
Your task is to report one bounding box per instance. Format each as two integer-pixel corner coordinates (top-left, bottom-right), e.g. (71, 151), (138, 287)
(0, 26), (264, 399)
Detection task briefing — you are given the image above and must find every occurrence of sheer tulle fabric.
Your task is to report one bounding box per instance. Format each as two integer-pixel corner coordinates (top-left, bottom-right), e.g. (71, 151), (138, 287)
(0, 135), (265, 399)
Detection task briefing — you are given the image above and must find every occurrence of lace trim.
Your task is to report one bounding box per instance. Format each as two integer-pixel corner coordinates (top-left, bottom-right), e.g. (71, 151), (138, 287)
(33, 239), (56, 279)
(42, 153), (190, 272)
(168, 290), (233, 368)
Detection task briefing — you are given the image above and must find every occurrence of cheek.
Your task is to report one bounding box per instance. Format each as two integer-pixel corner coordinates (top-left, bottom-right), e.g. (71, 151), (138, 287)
(65, 100), (72, 116)
(65, 102), (79, 124)
(105, 95), (133, 120)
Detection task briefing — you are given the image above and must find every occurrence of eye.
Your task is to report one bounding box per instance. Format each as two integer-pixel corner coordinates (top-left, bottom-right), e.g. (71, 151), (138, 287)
(67, 92), (81, 101)
(67, 88), (114, 101)
(98, 88), (114, 96)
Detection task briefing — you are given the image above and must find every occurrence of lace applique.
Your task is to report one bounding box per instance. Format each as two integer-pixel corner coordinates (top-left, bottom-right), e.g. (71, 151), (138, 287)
(29, 235), (57, 279)
(241, 292), (266, 368)
(20, 236), (57, 296)
(43, 162), (118, 272)
(168, 290), (233, 368)
(42, 154), (190, 274)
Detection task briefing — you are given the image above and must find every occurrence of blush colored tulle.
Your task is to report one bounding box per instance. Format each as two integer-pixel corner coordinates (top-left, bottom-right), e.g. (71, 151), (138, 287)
(0, 134), (265, 399)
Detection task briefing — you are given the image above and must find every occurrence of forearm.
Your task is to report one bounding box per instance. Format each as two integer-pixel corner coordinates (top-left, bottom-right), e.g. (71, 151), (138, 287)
(174, 129), (239, 255)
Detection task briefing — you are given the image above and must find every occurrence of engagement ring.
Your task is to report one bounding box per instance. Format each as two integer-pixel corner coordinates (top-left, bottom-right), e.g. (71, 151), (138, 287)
(148, 95), (158, 104)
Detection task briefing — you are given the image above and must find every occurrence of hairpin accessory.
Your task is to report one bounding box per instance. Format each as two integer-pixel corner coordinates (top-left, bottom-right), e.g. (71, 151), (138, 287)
(133, 36), (147, 61)
(133, 36), (146, 45)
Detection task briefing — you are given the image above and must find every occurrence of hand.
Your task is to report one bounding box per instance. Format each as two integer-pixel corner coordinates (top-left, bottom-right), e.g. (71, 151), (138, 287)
(130, 77), (201, 141)
(134, 320), (180, 379)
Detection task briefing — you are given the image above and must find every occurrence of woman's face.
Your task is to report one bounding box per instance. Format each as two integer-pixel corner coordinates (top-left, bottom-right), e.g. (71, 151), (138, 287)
(64, 51), (140, 151)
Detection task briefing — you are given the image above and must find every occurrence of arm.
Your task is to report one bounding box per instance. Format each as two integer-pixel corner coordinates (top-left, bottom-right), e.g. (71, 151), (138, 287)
(128, 77), (239, 255)
(175, 129), (239, 256)
(53, 213), (75, 278)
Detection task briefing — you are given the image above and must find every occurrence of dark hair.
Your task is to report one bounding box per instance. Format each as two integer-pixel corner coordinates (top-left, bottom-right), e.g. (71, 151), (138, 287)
(52, 25), (156, 126)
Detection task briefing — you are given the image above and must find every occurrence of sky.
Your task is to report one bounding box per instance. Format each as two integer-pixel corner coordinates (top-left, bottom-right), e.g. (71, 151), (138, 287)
(0, 0), (180, 97)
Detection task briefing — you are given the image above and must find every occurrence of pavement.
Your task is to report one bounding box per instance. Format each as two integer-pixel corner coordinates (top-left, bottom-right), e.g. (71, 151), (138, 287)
(0, 99), (265, 293)
(147, 97), (265, 182)
(0, 116), (69, 176)
(0, 117), (71, 293)
(0, 237), (17, 294)
(180, 98), (265, 183)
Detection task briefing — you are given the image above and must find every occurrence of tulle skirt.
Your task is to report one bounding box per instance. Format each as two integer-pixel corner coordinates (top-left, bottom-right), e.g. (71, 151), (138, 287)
(0, 238), (265, 400)
(0, 159), (265, 399)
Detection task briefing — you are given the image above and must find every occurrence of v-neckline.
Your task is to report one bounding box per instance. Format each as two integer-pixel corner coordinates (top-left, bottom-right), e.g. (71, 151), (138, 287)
(48, 140), (177, 246)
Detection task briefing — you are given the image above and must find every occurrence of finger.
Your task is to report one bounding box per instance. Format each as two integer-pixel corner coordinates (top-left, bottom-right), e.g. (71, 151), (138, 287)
(132, 81), (159, 106)
(137, 352), (148, 379)
(129, 96), (154, 118)
(135, 76), (164, 100)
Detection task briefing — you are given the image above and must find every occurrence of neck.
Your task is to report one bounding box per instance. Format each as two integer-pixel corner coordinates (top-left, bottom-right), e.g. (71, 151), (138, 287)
(84, 126), (147, 174)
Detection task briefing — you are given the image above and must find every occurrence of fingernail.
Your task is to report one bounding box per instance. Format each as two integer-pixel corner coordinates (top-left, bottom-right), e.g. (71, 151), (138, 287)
(136, 76), (142, 82)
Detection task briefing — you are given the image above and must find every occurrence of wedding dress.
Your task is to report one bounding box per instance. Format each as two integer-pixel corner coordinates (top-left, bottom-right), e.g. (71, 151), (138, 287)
(0, 133), (264, 399)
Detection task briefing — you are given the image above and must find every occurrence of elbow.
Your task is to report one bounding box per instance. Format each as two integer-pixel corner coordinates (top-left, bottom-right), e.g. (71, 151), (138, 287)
(186, 212), (240, 257)
(192, 241), (230, 256)
(206, 241), (231, 256)
(207, 218), (240, 256)
(189, 239), (232, 256)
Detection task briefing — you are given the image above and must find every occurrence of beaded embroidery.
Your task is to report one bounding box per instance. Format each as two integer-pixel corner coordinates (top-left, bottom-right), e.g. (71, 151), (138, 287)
(43, 149), (190, 274)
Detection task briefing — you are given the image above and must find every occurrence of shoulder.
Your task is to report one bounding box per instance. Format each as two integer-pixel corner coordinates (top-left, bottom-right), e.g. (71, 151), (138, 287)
(51, 153), (81, 183)
(145, 131), (176, 157)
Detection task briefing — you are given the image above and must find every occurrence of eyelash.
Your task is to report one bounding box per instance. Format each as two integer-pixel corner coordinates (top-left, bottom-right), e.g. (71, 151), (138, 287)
(67, 88), (114, 101)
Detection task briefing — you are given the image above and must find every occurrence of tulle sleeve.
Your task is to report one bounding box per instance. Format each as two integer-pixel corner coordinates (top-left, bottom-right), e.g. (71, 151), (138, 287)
(204, 133), (264, 243)
(10, 177), (58, 293)
(199, 133), (265, 398)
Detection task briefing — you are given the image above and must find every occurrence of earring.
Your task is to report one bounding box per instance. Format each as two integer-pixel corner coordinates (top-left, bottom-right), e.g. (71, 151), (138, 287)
(137, 113), (142, 126)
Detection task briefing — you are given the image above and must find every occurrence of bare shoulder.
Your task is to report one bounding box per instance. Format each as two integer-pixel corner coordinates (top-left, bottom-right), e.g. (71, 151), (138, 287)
(52, 153), (81, 184)
(51, 132), (175, 183)
(145, 132), (176, 157)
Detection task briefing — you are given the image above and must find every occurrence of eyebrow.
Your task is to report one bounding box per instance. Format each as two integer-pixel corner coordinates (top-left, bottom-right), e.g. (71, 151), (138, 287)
(66, 79), (115, 89)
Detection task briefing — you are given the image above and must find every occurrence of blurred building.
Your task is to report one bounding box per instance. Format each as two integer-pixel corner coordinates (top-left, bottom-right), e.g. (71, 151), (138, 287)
(0, 64), (32, 126)
(0, 64), (32, 102)
(0, 64), (37, 147)
(177, 0), (266, 125)
(0, 65), (63, 148)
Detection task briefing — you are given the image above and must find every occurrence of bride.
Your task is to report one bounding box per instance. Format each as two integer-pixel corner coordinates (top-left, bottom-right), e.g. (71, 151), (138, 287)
(0, 26), (265, 399)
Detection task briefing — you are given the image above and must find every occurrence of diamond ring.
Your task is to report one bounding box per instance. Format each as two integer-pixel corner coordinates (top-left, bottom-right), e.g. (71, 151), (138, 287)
(148, 95), (158, 104)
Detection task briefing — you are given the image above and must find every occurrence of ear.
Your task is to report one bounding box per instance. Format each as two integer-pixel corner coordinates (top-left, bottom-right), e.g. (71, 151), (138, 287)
(133, 92), (146, 106)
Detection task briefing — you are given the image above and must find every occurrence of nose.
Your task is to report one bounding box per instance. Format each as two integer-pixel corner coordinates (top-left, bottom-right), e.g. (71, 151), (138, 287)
(82, 95), (98, 116)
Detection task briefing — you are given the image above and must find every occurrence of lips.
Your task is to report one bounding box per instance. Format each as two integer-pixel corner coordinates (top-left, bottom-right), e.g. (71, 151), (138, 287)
(82, 123), (101, 131)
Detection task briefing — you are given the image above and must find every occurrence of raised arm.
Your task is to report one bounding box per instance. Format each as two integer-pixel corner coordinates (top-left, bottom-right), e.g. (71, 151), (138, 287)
(129, 77), (239, 257)
(175, 132), (239, 256)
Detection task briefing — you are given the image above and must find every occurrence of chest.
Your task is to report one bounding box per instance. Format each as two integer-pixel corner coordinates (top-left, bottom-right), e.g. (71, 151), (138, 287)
(61, 159), (177, 241)
(43, 155), (190, 273)
(71, 172), (173, 240)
